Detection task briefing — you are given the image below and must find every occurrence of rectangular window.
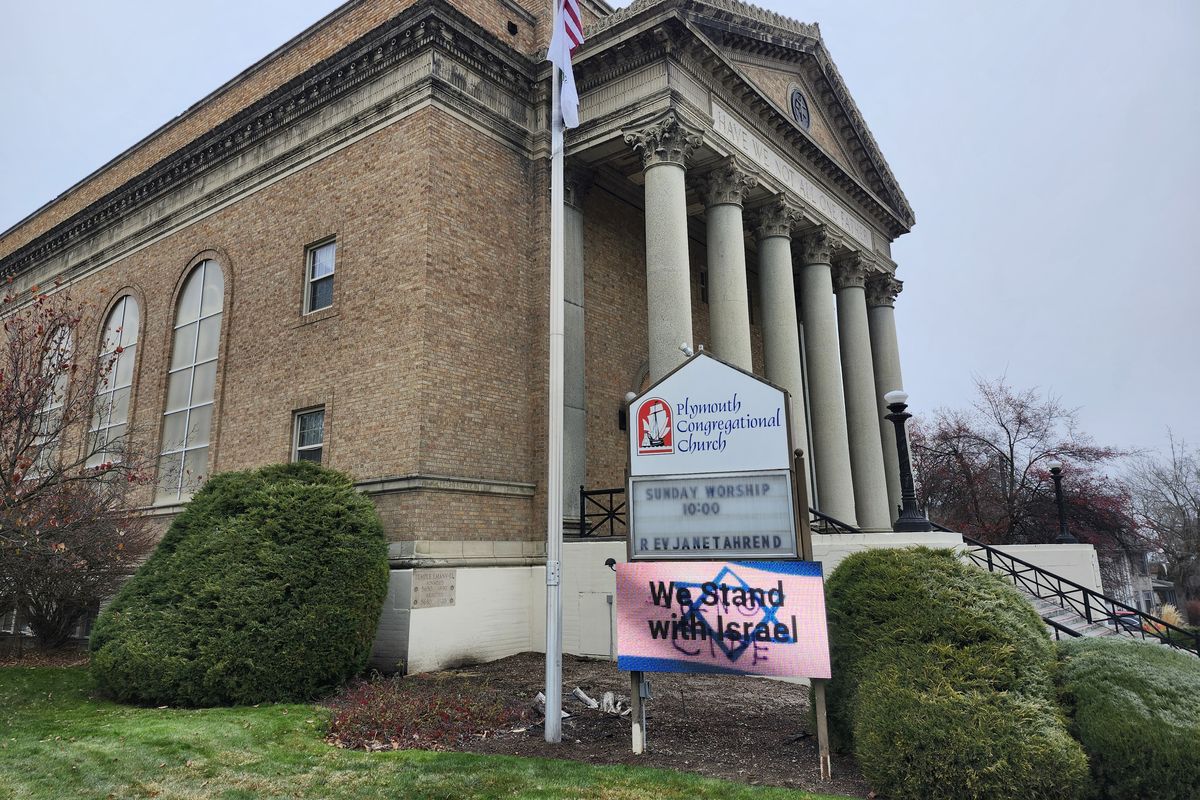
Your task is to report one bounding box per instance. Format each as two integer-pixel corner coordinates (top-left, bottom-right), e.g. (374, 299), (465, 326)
(305, 240), (336, 313)
(293, 408), (325, 464)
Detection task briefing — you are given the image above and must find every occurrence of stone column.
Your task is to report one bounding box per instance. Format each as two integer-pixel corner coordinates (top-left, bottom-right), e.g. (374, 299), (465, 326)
(867, 274), (905, 522)
(833, 253), (892, 531)
(563, 170), (590, 519)
(755, 199), (812, 488)
(701, 159), (757, 369)
(795, 228), (857, 526)
(624, 113), (701, 382)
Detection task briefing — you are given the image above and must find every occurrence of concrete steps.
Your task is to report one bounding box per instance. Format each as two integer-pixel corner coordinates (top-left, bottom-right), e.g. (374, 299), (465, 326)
(1027, 596), (1119, 639)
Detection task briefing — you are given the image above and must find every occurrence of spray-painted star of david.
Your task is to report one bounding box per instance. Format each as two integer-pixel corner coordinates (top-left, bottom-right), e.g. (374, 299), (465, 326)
(673, 564), (794, 663)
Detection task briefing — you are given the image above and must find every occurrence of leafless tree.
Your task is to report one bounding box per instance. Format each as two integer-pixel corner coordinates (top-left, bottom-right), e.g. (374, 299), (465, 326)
(1, 282), (155, 647)
(911, 376), (1132, 546)
(1124, 434), (1200, 621)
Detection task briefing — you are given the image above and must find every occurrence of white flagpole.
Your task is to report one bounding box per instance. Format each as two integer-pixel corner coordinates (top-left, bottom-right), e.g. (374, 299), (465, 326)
(544, 53), (566, 744)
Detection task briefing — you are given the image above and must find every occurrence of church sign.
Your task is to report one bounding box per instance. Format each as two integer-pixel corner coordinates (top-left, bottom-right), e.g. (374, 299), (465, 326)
(627, 354), (798, 560)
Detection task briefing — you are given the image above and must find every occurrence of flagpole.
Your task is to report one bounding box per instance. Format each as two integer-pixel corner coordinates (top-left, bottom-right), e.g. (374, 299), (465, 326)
(544, 55), (566, 744)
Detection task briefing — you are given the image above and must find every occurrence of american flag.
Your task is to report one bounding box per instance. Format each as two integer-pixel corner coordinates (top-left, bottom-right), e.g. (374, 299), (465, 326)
(548, 0), (585, 128)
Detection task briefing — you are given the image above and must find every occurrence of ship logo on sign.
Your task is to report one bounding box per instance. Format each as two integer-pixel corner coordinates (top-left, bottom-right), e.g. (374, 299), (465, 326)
(636, 398), (673, 455)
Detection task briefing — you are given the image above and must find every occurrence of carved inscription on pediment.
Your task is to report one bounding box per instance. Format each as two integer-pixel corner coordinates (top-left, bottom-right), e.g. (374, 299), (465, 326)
(710, 101), (874, 251)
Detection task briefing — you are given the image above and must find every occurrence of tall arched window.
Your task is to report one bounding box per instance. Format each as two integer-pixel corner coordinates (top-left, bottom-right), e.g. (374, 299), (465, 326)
(157, 260), (223, 502)
(89, 296), (140, 467)
(33, 326), (73, 475)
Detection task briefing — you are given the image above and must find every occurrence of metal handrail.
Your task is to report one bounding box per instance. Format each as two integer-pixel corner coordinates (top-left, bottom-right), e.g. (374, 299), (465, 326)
(808, 508), (862, 535)
(576, 485), (862, 538)
(952, 529), (1199, 656)
(577, 486), (626, 538)
(1044, 616), (1083, 641)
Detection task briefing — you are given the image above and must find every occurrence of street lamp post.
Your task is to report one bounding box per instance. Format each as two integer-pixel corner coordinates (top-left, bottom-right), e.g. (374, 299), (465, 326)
(884, 390), (932, 533)
(1047, 461), (1077, 543)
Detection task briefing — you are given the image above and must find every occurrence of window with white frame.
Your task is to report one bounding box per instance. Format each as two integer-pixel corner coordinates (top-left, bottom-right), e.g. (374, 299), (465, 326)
(32, 326), (74, 475)
(305, 239), (336, 313)
(156, 260), (223, 503)
(89, 296), (140, 467)
(293, 408), (325, 464)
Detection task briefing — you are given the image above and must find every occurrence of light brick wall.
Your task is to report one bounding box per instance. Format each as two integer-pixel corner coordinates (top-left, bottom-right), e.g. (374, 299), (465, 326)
(0, 0), (546, 260)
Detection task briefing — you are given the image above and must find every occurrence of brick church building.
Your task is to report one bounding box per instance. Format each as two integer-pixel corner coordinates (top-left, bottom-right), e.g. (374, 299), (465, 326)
(0, 0), (963, 671)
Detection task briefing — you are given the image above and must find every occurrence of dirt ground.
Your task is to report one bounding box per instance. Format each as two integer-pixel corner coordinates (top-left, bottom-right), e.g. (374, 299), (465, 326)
(2, 646), (870, 797)
(416, 652), (871, 798)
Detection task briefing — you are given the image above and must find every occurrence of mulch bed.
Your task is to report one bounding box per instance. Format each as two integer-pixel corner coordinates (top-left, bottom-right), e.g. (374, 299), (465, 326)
(0, 641), (89, 668)
(328, 652), (871, 798)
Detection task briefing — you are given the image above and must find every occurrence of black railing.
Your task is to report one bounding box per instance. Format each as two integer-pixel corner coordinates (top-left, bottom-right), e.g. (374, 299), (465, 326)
(577, 486), (862, 538)
(1044, 616), (1083, 642)
(808, 508), (861, 535)
(953, 530), (1200, 656)
(578, 486), (626, 538)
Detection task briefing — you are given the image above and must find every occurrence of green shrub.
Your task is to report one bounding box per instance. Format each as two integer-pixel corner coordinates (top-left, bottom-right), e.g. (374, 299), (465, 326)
(854, 647), (1089, 800)
(822, 547), (1054, 751)
(90, 463), (388, 706)
(1056, 637), (1200, 800)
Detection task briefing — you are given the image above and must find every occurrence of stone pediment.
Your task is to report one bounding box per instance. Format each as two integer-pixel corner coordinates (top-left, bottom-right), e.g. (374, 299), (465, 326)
(586, 0), (914, 229)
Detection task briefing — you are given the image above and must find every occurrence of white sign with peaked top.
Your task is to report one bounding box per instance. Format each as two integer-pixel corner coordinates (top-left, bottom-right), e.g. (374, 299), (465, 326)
(627, 354), (797, 560)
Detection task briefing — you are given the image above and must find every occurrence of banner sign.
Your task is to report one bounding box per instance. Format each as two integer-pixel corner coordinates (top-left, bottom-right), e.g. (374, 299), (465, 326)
(629, 471), (796, 559)
(616, 560), (831, 678)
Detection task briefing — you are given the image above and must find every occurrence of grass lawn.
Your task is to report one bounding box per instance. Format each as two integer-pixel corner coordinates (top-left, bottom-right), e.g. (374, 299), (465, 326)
(0, 668), (859, 800)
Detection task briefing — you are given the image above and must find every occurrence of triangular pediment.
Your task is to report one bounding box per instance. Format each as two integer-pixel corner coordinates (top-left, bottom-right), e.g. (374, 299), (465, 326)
(681, 4), (913, 226)
(588, 0), (907, 227)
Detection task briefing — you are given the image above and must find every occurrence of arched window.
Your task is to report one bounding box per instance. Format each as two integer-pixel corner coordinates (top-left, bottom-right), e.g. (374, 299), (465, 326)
(33, 326), (73, 475)
(156, 260), (223, 502)
(89, 296), (140, 466)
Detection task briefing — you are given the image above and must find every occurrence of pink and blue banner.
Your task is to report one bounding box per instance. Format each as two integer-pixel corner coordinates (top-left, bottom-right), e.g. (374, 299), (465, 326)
(616, 560), (831, 678)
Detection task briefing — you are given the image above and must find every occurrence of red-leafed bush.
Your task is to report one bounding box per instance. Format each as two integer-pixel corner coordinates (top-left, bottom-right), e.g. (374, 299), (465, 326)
(325, 674), (529, 751)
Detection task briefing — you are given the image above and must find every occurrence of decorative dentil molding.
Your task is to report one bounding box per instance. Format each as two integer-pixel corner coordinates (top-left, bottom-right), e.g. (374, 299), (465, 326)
(796, 226), (843, 265)
(866, 274), (903, 308)
(753, 196), (804, 239)
(832, 252), (871, 291)
(701, 158), (758, 207)
(588, 0), (818, 42)
(623, 111), (703, 169)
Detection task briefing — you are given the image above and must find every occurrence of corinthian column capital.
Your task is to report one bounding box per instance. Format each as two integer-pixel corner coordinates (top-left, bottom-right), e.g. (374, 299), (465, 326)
(753, 197), (804, 240)
(796, 226), (843, 265)
(866, 274), (904, 308)
(623, 111), (703, 169)
(832, 252), (872, 291)
(701, 159), (758, 208)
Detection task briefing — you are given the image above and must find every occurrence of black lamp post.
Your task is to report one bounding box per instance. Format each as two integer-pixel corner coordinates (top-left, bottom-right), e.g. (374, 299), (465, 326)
(884, 390), (932, 533)
(1047, 461), (1077, 543)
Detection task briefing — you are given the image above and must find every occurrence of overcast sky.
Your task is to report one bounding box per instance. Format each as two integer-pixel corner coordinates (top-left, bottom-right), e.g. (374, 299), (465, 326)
(2, 1), (1197, 460)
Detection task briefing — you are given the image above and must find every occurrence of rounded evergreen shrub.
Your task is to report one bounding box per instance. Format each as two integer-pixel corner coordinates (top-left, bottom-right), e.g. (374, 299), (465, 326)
(853, 646), (1089, 800)
(90, 462), (388, 706)
(1057, 637), (1200, 800)
(822, 547), (1055, 751)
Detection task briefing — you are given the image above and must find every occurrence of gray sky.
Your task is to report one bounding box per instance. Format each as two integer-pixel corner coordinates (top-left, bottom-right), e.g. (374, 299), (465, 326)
(2, 0), (1197, 457)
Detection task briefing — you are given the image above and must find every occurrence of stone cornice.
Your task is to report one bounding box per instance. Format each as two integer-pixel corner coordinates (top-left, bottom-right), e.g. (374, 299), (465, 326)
(589, 0), (818, 41)
(0, 0), (535, 282)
